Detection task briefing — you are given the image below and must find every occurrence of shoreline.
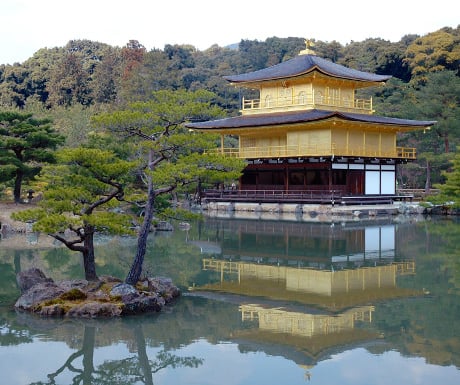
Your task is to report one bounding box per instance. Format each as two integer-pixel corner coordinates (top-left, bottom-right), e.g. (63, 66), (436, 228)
(0, 201), (32, 232)
(2, 200), (457, 234)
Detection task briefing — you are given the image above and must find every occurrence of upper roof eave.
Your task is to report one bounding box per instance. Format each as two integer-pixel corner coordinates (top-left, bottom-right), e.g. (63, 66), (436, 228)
(223, 54), (392, 84)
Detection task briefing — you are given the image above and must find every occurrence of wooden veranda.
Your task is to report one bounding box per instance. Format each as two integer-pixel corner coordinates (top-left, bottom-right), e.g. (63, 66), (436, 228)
(201, 189), (413, 205)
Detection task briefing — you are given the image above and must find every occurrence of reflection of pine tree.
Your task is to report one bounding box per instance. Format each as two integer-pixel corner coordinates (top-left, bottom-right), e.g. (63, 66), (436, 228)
(29, 324), (203, 385)
(29, 326), (97, 385)
(424, 220), (460, 294)
(98, 324), (203, 385)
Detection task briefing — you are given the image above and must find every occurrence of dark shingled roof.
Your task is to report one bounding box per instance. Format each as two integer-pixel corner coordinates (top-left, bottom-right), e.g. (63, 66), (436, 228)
(223, 54), (392, 84)
(186, 110), (436, 130)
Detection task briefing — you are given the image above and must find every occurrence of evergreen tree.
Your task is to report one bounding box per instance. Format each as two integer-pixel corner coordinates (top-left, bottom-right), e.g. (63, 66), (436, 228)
(93, 89), (245, 285)
(432, 153), (460, 207)
(405, 27), (460, 80)
(0, 111), (64, 202)
(13, 147), (137, 280)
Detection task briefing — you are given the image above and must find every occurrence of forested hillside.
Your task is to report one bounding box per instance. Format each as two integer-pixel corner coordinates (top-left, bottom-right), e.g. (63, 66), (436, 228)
(1, 26), (459, 190)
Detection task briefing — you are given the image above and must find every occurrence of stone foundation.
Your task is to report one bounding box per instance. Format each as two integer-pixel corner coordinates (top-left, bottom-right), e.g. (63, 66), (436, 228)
(204, 201), (407, 218)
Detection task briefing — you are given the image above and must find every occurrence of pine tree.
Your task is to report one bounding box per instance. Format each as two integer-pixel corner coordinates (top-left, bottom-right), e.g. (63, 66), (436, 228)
(94, 89), (245, 285)
(433, 153), (460, 208)
(0, 111), (64, 202)
(13, 147), (137, 280)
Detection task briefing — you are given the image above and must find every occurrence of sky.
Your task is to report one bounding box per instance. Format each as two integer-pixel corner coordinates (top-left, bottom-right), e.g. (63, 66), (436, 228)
(1, 0), (458, 65)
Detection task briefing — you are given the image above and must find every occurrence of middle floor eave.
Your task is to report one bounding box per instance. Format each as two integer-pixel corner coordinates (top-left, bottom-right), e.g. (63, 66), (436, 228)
(186, 109), (436, 133)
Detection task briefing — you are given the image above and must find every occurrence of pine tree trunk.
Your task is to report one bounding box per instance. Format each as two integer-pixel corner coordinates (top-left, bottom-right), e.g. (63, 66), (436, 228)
(125, 176), (156, 285)
(14, 169), (23, 203)
(82, 225), (98, 281)
(82, 326), (96, 385)
(444, 133), (449, 153)
(134, 325), (154, 385)
(425, 159), (431, 194)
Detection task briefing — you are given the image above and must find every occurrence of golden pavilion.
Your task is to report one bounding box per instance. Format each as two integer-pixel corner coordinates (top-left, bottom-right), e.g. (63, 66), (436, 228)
(186, 41), (435, 204)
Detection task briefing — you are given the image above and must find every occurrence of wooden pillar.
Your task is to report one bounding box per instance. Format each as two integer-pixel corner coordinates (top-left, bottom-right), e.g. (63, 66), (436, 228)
(285, 164), (289, 192)
(346, 127), (350, 155)
(328, 162), (332, 192)
(363, 132), (366, 157)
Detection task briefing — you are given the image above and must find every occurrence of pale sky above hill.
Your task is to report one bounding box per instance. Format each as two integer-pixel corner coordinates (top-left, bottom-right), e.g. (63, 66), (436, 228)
(1, 0), (458, 65)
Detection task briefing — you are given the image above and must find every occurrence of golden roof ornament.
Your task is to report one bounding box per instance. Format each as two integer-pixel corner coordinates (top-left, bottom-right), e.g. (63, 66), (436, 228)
(299, 39), (316, 56)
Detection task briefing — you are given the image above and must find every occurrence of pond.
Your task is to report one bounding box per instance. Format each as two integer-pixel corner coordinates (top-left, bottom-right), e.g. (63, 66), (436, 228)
(1, 213), (460, 385)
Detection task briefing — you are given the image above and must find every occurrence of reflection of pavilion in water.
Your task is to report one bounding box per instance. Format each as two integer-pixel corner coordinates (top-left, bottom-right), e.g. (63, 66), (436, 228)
(194, 220), (415, 302)
(198, 258), (417, 365)
(240, 303), (374, 337)
(202, 218), (404, 270)
(193, 219), (420, 366)
(196, 218), (418, 308)
(237, 304), (378, 364)
(198, 256), (417, 364)
(201, 258), (416, 309)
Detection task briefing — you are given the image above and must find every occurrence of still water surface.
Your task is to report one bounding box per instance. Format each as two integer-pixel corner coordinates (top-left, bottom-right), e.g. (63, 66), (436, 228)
(1, 214), (459, 385)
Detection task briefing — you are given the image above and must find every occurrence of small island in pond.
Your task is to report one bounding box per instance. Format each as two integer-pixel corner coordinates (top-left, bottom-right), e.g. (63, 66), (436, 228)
(15, 268), (180, 318)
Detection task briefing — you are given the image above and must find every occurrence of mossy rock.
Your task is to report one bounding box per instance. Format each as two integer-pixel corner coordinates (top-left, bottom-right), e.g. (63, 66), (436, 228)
(59, 288), (87, 301)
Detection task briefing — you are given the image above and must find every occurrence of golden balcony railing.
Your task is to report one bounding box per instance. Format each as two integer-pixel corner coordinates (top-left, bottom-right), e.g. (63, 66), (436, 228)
(210, 145), (417, 160)
(241, 93), (373, 114)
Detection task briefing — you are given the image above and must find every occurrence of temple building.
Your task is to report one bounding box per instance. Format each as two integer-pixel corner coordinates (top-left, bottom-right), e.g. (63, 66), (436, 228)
(186, 41), (435, 204)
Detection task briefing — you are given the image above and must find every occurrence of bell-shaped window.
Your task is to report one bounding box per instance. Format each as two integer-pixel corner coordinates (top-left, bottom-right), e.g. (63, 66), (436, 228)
(298, 91), (307, 105)
(265, 95), (272, 108)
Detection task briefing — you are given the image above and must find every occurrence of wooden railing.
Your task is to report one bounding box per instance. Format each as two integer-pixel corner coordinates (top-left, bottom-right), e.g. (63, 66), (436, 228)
(210, 145), (417, 160)
(396, 188), (440, 200)
(241, 93), (373, 114)
(204, 189), (341, 203)
(202, 189), (412, 204)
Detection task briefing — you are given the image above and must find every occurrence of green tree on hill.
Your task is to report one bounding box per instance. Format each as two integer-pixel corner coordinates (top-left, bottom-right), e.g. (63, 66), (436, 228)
(372, 70), (459, 189)
(405, 27), (460, 80)
(0, 111), (64, 202)
(431, 153), (460, 208)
